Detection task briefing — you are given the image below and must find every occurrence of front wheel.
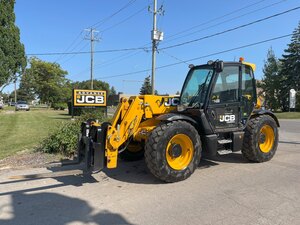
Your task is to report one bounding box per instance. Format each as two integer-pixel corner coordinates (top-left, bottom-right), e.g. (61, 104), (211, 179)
(242, 115), (279, 162)
(145, 121), (201, 182)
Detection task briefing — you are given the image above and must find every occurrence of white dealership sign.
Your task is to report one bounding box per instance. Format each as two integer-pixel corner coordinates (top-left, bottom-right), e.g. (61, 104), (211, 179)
(289, 89), (296, 109)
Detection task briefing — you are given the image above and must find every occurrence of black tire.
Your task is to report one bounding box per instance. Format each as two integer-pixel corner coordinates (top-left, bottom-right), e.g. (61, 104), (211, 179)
(119, 142), (144, 161)
(242, 115), (279, 162)
(145, 121), (201, 182)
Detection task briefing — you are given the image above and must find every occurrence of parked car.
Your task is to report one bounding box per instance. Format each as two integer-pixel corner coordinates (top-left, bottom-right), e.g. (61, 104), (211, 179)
(0, 102), (3, 109)
(15, 101), (30, 111)
(8, 102), (16, 106)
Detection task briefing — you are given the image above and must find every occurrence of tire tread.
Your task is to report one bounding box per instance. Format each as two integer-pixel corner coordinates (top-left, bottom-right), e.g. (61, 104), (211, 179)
(145, 121), (201, 182)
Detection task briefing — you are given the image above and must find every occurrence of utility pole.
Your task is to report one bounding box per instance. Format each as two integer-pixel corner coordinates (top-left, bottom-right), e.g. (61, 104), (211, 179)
(84, 28), (100, 90)
(14, 77), (17, 103)
(149, 0), (164, 95)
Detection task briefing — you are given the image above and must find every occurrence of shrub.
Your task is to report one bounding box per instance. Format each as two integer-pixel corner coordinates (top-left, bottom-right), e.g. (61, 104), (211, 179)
(38, 120), (80, 156)
(38, 110), (107, 156)
(78, 108), (106, 122)
(52, 102), (67, 110)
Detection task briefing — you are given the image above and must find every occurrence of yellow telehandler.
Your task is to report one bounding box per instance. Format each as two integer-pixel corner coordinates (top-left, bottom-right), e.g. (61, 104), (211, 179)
(78, 59), (279, 182)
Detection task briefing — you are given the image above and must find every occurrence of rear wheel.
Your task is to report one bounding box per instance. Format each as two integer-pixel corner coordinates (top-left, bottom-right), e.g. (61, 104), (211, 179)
(145, 121), (201, 182)
(242, 115), (278, 162)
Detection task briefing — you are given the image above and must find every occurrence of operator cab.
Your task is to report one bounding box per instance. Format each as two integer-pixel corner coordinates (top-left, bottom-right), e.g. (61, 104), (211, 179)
(178, 59), (257, 133)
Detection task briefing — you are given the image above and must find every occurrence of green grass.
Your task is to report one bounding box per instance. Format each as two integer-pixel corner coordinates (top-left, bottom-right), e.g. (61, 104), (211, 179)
(0, 109), (71, 159)
(274, 112), (300, 119)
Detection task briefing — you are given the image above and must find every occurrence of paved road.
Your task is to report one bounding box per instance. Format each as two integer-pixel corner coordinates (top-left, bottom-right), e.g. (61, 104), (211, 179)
(0, 120), (299, 225)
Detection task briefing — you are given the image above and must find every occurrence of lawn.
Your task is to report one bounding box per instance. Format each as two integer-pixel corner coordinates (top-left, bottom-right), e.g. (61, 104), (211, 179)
(0, 109), (71, 159)
(274, 112), (300, 119)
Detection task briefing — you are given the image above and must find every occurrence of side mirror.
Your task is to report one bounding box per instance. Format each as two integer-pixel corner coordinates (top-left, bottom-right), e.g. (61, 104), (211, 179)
(215, 61), (224, 73)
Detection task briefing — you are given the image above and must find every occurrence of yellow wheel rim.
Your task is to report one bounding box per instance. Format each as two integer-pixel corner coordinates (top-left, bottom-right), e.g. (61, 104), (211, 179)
(166, 134), (194, 170)
(259, 125), (275, 153)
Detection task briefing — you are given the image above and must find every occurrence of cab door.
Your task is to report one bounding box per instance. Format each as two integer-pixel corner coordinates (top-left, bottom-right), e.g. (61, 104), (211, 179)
(240, 65), (256, 125)
(206, 65), (241, 132)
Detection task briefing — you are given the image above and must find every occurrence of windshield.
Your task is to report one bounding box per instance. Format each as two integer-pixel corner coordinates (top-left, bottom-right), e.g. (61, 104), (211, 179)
(17, 101), (27, 104)
(180, 67), (214, 107)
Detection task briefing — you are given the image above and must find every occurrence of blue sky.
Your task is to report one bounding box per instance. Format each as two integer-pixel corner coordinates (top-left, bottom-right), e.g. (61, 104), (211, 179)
(4, 0), (300, 95)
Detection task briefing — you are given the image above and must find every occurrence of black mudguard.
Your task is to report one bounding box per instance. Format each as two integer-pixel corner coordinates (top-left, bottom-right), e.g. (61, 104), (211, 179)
(251, 109), (280, 127)
(155, 113), (198, 126)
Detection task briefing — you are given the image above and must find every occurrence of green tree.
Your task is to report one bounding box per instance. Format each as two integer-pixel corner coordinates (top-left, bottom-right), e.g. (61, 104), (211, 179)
(261, 48), (281, 110)
(0, 0), (26, 92)
(140, 76), (152, 95)
(110, 86), (117, 95)
(24, 57), (70, 105)
(17, 70), (36, 101)
(278, 22), (300, 111)
(72, 79), (110, 94)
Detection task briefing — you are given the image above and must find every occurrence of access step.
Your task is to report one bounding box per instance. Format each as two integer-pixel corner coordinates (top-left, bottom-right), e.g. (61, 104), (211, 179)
(218, 139), (232, 144)
(217, 149), (233, 155)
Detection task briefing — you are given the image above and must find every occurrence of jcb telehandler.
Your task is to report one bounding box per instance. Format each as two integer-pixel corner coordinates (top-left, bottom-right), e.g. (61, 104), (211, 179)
(78, 58), (279, 182)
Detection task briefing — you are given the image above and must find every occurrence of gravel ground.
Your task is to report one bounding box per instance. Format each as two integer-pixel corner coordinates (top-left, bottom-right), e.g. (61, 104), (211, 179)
(0, 152), (62, 171)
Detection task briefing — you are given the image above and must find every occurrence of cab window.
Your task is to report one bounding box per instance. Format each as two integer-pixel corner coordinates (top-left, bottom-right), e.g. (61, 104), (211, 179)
(241, 66), (255, 101)
(211, 66), (239, 104)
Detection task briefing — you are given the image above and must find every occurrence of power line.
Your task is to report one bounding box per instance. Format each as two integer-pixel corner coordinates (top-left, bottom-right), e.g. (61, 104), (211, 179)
(59, 3), (150, 67)
(71, 0), (285, 73)
(60, 42), (89, 66)
(102, 5), (148, 33)
(160, 49), (189, 65)
(57, 41), (88, 66)
(26, 1), (296, 78)
(26, 5), (298, 57)
(159, 5), (300, 50)
(158, 34), (296, 69)
(72, 47), (147, 78)
(26, 47), (149, 56)
(97, 33), (295, 79)
(163, 0), (287, 45)
(30, 0), (277, 66)
(122, 80), (144, 82)
(82, 43), (151, 78)
(94, 49), (145, 70)
(52, 0), (138, 64)
(53, 31), (84, 63)
(165, 0), (269, 41)
(61, 1), (295, 84)
(92, 0), (137, 28)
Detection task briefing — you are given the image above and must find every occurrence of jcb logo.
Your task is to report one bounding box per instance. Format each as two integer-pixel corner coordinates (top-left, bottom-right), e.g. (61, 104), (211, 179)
(164, 97), (180, 107)
(219, 115), (235, 123)
(73, 89), (106, 107)
(76, 96), (104, 104)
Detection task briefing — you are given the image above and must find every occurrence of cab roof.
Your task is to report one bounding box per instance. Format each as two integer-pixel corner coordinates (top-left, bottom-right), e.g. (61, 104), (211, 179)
(192, 60), (256, 72)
